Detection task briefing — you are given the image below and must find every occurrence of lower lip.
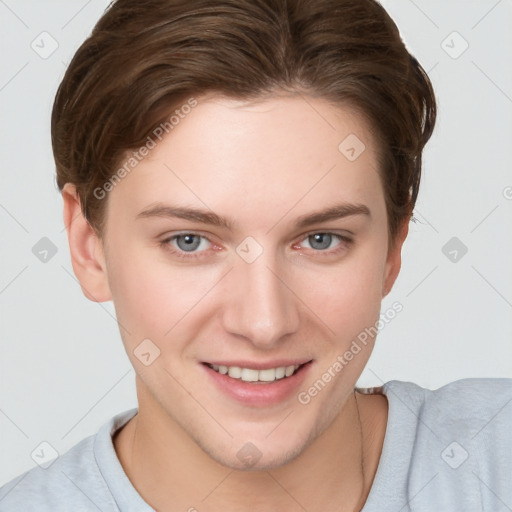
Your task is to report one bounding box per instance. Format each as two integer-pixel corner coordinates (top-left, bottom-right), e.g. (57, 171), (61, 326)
(201, 362), (313, 407)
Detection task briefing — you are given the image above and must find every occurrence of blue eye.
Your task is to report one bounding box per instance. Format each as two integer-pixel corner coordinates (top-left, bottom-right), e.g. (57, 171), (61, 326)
(302, 233), (340, 251)
(174, 234), (204, 252)
(160, 231), (352, 260)
(160, 233), (212, 259)
(302, 232), (352, 252)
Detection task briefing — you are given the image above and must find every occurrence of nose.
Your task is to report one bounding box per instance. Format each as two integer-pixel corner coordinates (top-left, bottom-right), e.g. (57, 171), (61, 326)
(221, 250), (300, 349)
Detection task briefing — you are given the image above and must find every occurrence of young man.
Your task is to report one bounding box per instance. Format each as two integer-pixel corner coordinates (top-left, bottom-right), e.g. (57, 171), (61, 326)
(1, 1), (510, 511)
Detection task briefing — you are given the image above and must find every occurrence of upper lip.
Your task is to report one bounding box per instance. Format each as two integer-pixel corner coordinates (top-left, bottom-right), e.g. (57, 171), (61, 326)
(203, 360), (312, 370)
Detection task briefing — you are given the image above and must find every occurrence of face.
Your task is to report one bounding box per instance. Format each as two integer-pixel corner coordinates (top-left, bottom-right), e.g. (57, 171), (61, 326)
(76, 94), (404, 470)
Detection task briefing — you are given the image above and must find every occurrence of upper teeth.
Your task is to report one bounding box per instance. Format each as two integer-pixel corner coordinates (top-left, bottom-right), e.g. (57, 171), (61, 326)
(210, 364), (300, 382)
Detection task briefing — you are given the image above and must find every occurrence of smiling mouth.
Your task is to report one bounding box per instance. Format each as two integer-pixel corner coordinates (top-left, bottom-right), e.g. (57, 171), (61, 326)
(204, 361), (311, 383)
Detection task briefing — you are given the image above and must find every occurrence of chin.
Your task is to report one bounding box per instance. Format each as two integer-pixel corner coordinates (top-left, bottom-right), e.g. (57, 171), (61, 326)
(210, 443), (307, 472)
(194, 424), (319, 472)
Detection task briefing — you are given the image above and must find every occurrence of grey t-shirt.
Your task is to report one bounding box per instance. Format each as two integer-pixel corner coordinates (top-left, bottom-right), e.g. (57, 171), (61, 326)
(1, 378), (511, 511)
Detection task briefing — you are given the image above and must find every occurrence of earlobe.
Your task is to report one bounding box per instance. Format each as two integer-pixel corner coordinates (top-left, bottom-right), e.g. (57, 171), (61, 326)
(62, 183), (112, 303)
(382, 220), (409, 298)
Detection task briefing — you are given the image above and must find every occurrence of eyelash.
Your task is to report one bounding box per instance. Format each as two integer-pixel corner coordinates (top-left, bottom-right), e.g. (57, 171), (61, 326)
(159, 231), (353, 260)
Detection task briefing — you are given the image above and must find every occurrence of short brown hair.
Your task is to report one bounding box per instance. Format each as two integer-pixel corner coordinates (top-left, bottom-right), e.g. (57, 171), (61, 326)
(52, 0), (436, 244)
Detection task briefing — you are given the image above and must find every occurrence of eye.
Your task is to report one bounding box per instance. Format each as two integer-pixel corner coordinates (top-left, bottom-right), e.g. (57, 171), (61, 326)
(159, 231), (352, 260)
(296, 232), (352, 253)
(160, 233), (212, 258)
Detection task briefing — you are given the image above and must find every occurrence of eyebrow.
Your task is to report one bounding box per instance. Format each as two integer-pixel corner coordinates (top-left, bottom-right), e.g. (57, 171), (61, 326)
(136, 201), (371, 230)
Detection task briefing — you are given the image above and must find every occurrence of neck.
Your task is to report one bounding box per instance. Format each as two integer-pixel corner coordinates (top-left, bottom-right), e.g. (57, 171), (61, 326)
(114, 383), (386, 512)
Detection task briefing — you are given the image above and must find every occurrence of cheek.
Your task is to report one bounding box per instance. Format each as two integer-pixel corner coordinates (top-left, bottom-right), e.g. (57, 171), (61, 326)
(106, 242), (222, 343)
(303, 243), (387, 336)
(105, 244), (177, 333)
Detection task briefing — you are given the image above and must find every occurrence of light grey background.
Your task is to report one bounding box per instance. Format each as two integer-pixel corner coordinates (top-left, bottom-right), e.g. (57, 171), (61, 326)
(1, 0), (511, 486)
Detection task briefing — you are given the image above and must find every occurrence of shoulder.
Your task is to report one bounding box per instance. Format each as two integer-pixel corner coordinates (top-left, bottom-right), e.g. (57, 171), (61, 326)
(382, 377), (512, 425)
(408, 377), (511, 440)
(0, 425), (119, 511)
(383, 378), (512, 510)
(383, 377), (512, 455)
(424, 377), (512, 411)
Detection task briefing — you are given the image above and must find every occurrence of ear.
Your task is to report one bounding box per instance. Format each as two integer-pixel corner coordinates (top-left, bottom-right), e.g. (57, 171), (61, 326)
(62, 183), (112, 302)
(382, 219), (409, 298)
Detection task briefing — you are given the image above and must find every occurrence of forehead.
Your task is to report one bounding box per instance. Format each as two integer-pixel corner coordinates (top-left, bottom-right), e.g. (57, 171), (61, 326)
(172, 93), (377, 163)
(107, 94), (384, 227)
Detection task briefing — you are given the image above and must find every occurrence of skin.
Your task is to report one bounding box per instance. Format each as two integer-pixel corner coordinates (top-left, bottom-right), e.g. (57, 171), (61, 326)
(62, 93), (408, 511)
